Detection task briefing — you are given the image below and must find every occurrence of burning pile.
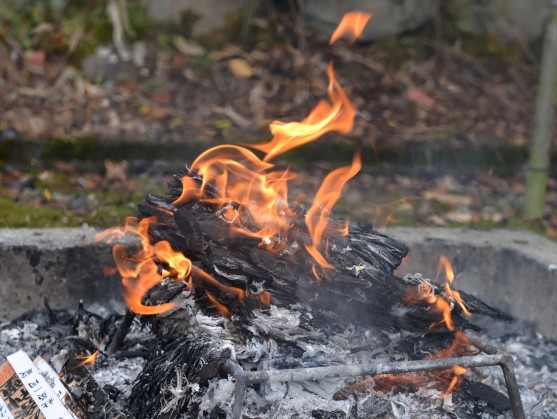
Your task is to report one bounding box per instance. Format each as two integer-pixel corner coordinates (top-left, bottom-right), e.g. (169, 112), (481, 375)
(79, 11), (516, 418)
(87, 11), (515, 417)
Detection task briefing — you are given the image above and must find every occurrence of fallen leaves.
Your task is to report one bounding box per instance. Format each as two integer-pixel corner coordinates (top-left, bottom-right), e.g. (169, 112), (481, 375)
(104, 160), (128, 184)
(405, 87), (435, 109)
(423, 190), (473, 207)
(227, 57), (254, 78)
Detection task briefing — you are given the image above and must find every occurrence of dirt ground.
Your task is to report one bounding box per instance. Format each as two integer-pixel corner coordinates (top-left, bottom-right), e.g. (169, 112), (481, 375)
(0, 25), (556, 237)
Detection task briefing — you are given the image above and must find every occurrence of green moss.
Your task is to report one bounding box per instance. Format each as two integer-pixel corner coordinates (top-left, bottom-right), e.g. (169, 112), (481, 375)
(0, 194), (139, 228)
(505, 217), (546, 233)
(0, 197), (70, 227)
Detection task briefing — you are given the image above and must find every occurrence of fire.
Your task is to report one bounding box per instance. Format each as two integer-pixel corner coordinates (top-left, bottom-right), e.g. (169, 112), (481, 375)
(252, 62), (356, 162)
(404, 255), (471, 331)
(98, 12), (371, 316)
(172, 145), (295, 249)
(74, 349), (100, 367)
(96, 217), (183, 315)
(96, 218), (259, 315)
(329, 11), (373, 45)
(438, 255), (471, 317)
(444, 364), (467, 397)
(305, 152), (361, 275)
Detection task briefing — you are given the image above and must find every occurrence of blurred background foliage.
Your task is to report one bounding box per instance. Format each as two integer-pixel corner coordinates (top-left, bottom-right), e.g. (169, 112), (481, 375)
(0, 0), (555, 235)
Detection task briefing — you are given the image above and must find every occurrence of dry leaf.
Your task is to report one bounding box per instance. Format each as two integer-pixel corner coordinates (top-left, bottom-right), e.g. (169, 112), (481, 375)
(228, 58), (253, 79)
(445, 208), (473, 223)
(104, 160), (128, 183)
(405, 88), (435, 109)
(149, 106), (168, 119)
(423, 190), (472, 207)
(172, 35), (205, 56)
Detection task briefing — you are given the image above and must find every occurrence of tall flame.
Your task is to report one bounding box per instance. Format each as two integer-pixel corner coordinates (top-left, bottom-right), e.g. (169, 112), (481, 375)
(98, 11), (372, 316)
(305, 152), (361, 275)
(329, 11), (373, 45)
(252, 62), (356, 162)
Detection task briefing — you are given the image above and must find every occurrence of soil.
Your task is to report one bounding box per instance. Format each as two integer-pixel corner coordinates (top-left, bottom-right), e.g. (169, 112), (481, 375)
(0, 22), (556, 236)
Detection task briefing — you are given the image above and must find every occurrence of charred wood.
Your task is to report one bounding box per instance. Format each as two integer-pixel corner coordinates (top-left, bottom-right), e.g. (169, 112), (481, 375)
(135, 168), (507, 334)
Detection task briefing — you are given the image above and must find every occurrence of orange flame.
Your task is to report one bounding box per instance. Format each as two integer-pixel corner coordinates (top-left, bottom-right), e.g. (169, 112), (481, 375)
(98, 11), (372, 315)
(337, 331), (471, 399)
(305, 152), (361, 274)
(444, 365), (467, 397)
(252, 62), (356, 162)
(74, 349), (99, 367)
(329, 11), (373, 45)
(173, 145), (294, 249)
(171, 13), (371, 266)
(97, 217), (184, 315)
(437, 255), (471, 318)
(97, 218), (256, 316)
(404, 256), (472, 331)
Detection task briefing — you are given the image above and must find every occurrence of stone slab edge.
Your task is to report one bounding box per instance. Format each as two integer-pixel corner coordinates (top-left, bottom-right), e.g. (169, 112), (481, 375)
(1, 227), (556, 338)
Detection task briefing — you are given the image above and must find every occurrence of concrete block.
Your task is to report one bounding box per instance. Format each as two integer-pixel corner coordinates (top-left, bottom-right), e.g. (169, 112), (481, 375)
(0, 228), (121, 321)
(1, 227), (556, 339)
(387, 227), (557, 339)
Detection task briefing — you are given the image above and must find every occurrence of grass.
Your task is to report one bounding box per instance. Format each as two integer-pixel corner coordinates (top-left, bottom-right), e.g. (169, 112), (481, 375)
(0, 196), (137, 228)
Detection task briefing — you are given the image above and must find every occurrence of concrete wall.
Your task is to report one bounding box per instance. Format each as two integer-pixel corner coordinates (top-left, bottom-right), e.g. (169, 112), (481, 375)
(387, 228), (557, 339)
(1, 227), (556, 339)
(0, 228), (122, 320)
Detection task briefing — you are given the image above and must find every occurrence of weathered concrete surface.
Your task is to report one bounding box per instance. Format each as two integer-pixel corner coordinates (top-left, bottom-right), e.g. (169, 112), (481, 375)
(1, 227), (557, 340)
(446, 0), (549, 43)
(387, 227), (557, 339)
(142, 0), (246, 35)
(0, 227), (122, 322)
(304, 0), (439, 42)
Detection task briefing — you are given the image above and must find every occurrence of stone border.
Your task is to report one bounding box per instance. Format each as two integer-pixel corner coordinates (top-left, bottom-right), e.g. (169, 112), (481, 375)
(387, 227), (557, 339)
(1, 227), (556, 338)
(0, 227), (122, 322)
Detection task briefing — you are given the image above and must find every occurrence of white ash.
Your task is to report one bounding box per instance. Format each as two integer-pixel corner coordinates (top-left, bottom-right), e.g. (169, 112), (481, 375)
(471, 320), (557, 419)
(2, 303), (557, 418)
(92, 357), (146, 399)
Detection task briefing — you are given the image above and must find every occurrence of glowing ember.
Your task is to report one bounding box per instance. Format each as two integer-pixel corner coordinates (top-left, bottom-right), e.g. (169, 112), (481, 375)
(74, 349), (100, 367)
(339, 331), (472, 398)
(329, 11), (373, 45)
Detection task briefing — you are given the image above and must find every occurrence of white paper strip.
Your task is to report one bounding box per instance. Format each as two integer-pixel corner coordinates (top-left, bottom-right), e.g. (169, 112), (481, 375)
(7, 351), (73, 419)
(34, 357), (79, 419)
(0, 396), (15, 419)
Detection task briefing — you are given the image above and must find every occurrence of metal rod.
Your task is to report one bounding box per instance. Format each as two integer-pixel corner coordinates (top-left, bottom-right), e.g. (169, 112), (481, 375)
(224, 332), (525, 419)
(466, 332), (525, 419)
(227, 353), (505, 385)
